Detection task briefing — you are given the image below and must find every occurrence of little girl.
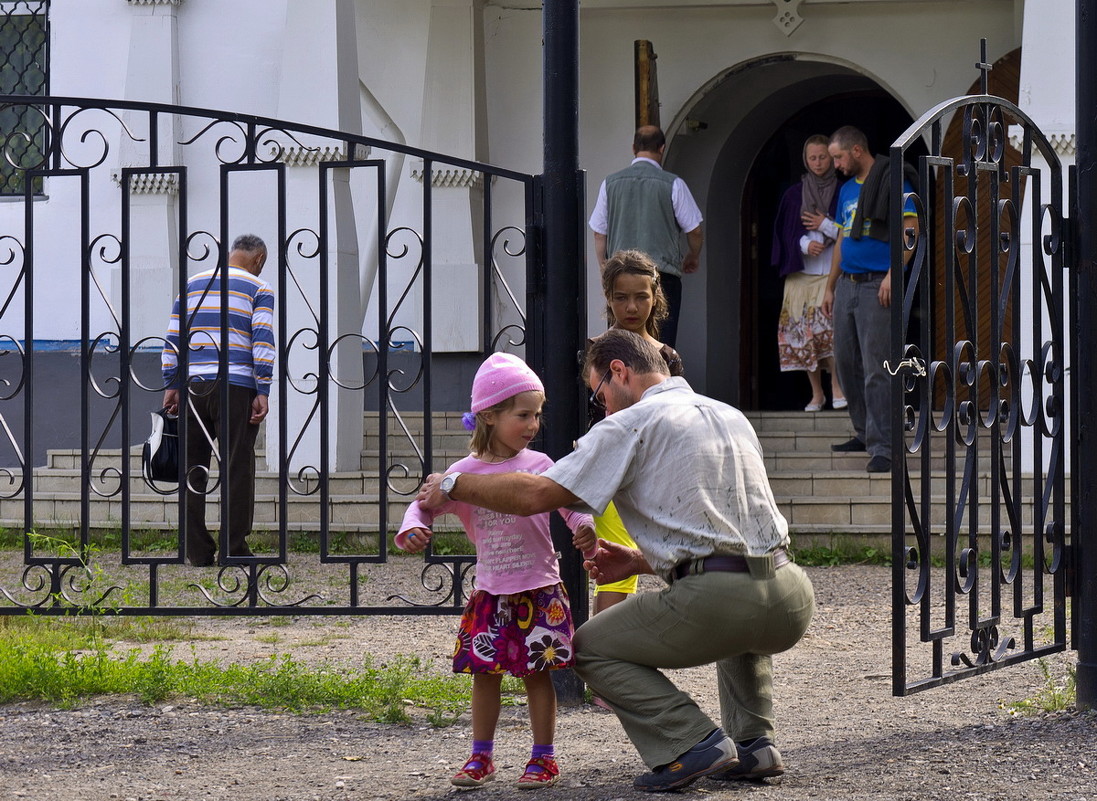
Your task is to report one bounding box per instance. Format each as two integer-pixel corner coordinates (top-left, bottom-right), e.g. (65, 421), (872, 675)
(396, 352), (595, 790)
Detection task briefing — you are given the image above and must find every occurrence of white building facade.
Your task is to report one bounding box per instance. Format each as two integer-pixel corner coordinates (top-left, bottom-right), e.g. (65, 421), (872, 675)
(0, 0), (1078, 459)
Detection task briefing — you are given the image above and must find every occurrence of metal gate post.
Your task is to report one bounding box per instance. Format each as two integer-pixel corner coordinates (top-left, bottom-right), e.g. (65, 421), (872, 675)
(1074, 0), (1097, 710)
(540, 0), (587, 703)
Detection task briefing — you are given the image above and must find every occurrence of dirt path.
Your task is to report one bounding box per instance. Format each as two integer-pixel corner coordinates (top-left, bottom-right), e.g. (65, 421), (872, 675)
(0, 565), (1091, 801)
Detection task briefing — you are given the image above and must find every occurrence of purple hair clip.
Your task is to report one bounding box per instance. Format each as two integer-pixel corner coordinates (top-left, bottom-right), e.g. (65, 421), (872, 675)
(461, 411), (477, 431)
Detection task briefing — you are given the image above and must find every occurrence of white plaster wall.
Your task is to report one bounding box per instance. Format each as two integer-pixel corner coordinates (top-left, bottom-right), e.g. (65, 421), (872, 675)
(1015, 0), (1075, 475)
(0, 0), (1061, 367)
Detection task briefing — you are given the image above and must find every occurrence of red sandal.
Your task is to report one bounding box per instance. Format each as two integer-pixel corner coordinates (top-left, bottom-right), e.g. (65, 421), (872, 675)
(451, 753), (496, 787)
(516, 755), (559, 789)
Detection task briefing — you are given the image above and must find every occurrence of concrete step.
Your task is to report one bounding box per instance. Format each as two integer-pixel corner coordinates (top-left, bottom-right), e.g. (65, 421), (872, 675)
(21, 409), (1059, 539)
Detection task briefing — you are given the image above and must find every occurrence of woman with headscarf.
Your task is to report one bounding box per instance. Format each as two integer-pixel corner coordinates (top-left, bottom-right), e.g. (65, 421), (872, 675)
(770, 134), (846, 411)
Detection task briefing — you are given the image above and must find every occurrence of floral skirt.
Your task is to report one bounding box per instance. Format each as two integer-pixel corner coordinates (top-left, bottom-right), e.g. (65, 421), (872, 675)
(778, 271), (834, 372)
(453, 583), (575, 677)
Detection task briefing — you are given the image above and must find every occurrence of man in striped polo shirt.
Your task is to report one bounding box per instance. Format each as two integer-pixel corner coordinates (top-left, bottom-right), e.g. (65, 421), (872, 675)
(162, 234), (275, 566)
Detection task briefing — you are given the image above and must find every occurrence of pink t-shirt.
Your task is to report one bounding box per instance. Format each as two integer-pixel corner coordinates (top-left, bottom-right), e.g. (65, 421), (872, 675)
(397, 449), (593, 596)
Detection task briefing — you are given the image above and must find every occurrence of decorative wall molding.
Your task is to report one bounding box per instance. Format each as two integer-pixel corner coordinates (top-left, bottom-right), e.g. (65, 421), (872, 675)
(409, 159), (485, 190)
(772, 0), (803, 37)
(1008, 125), (1076, 157)
(271, 143), (373, 167)
(126, 0), (183, 6)
(110, 171), (180, 195)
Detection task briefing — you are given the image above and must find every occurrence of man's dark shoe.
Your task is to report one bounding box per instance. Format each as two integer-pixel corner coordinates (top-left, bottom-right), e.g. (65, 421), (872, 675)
(633, 728), (738, 792)
(831, 437), (866, 452)
(866, 455), (892, 473)
(710, 737), (785, 782)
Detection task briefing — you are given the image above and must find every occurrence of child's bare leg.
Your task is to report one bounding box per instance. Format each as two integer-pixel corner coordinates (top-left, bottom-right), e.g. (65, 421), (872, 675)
(594, 590), (629, 614)
(471, 673), (504, 742)
(523, 670), (557, 745)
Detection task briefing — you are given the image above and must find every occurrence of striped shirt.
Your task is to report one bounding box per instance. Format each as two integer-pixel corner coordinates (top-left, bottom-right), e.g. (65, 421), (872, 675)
(162, 266), (275, 395)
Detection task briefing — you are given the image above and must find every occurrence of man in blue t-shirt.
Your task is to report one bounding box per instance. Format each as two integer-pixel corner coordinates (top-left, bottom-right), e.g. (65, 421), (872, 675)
(821, 126), (917, 473)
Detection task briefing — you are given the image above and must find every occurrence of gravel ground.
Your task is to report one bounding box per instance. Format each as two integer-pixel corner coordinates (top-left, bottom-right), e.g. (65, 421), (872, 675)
(0, 564), (1091, 801)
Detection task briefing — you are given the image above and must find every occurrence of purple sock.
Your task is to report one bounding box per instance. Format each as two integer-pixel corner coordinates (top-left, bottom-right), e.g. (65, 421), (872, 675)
(471, 739), (494, 760)
(531, 744), (555, 761)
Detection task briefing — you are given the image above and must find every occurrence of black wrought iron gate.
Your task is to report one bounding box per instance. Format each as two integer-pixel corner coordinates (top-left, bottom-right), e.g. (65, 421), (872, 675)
(889, 78), (1072, 693)
(0, 96), (539, 616)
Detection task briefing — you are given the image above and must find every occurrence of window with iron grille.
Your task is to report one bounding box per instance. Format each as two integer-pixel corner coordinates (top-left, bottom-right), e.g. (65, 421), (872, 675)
(0, 0), (48, 196)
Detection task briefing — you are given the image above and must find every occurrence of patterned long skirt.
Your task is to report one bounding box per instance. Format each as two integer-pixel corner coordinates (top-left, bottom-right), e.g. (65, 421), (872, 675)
(452, 583), (575, 677)
(778, 271), (834, 372)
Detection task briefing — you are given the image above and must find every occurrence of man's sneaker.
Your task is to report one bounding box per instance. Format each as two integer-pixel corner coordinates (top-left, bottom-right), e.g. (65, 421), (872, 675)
(866, 455), (892, 473)
(451, 753), (496, 787)
(633, 728), (739, 792)
(831, 437), (866, 452)
(711, 737), (785, 781)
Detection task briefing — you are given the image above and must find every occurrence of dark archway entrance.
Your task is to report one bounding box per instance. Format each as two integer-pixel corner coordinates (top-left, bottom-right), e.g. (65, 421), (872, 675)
(741, 90), (926, 411)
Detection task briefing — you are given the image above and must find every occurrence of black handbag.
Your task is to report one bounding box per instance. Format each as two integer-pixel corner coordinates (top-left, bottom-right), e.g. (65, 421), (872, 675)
(142, 406), (179, 490)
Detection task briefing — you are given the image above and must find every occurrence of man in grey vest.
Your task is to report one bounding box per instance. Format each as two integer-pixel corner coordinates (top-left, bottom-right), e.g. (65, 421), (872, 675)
(589, 125), (704, 347)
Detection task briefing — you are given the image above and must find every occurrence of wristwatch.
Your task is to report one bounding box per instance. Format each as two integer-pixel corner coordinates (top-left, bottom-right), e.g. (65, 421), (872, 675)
(439, 472), (462, 500)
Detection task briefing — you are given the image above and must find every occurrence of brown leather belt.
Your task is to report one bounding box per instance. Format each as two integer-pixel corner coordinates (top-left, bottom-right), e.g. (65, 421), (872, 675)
(669, 549), (791, 582)
(844, 270), (886, 283)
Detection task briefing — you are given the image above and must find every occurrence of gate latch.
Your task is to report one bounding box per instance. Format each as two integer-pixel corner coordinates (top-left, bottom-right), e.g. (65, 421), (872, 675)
(883, 356), (927, 378)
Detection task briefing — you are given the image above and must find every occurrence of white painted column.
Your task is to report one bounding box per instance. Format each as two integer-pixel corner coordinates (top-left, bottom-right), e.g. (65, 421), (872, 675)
(113, 0), (182, 353)
(415, 0), (486, 353)
(271, 0), (364, 473)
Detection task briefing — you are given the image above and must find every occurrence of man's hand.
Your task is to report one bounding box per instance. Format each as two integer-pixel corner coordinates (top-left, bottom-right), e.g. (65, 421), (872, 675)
(417, 472), (448, 510)
(250, 394), (269, 425)
(683, 227), (703, 274)
(573, 524), (597, 558)
(878, 271), (892, 308)
(821, 287), (835, 318)
(402, 527), (432, 554)
(806, 240), (825, 257)
(162, 388), (179, 416)
(583, 539), (649, 584)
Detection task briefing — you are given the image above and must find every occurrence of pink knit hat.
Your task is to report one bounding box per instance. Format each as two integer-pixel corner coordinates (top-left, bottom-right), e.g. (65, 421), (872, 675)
(470, 352), (544, 414)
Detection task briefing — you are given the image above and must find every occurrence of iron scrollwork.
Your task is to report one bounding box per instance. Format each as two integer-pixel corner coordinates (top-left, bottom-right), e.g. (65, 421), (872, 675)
(0, 96), (535, 615)
(890, 64), (1069, 693)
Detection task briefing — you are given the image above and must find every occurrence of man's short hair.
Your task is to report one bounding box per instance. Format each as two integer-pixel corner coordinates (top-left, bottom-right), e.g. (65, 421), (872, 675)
(830, 125), (868, 153)
(584, 329), (669, 380)
(231, 234), (267, 254)
(633, 125), (666, 153)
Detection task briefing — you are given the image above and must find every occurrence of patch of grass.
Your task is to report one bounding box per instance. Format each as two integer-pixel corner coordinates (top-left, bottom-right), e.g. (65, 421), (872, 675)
(1002, 657), (1077, 716)
(0, 621), (478, 723)
(253, 633), (282, 644)
(792, 543), (890, 567)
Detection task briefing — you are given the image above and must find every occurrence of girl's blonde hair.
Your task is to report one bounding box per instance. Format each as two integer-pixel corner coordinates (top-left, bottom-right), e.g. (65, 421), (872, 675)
(601, 249), (669, 340)
(467, 392), (546, 456)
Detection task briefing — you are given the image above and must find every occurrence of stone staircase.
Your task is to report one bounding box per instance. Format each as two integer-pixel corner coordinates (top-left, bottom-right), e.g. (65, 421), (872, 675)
(0, 410), (1065, 549)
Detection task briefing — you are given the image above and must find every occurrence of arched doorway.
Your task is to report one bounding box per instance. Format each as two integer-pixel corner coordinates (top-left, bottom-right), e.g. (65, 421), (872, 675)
(662, 56), (926, 409)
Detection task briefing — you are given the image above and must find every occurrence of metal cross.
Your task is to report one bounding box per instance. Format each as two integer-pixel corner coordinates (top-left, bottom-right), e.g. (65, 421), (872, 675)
(976, 37), (992, 95)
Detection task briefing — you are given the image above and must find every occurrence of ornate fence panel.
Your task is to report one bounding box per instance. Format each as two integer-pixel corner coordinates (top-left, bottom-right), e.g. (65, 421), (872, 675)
(890, 83), (1070, 693)
(0, 96), (536, 616)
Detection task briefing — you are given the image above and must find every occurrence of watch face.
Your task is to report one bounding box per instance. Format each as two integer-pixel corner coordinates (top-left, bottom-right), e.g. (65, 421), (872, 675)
(441, 475), (456, 494)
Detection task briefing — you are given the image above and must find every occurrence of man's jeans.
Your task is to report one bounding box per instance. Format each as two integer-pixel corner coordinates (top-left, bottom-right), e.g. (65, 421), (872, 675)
(573, 561), (814, 769)
(832, 272), (892, 459)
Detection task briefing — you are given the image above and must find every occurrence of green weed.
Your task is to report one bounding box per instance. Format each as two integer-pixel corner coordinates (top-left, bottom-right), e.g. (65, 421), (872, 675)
(1002, 657), (1077, 716)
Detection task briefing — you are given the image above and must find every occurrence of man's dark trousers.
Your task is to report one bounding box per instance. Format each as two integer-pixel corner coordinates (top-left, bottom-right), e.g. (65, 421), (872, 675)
(184, 379), (258, 564)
